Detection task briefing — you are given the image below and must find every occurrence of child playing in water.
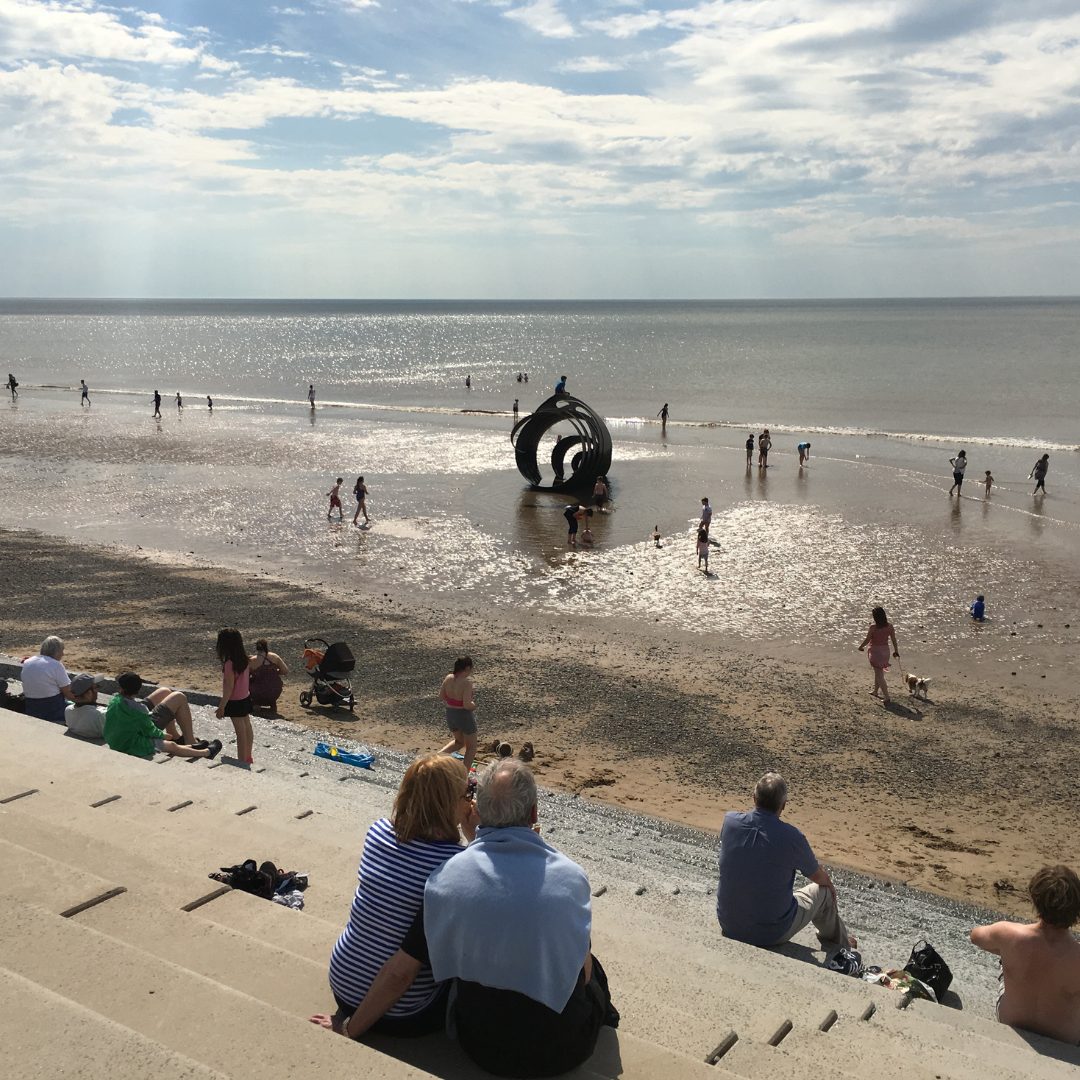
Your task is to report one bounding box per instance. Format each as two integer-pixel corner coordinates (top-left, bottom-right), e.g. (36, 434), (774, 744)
(326, 478), (344, 521)
(984, 470), (994, 497)
(653, 525), (661, 547)
(697, 527), (710, 572)
(971, 595), (986, 621)
(580, 524), (595, 546)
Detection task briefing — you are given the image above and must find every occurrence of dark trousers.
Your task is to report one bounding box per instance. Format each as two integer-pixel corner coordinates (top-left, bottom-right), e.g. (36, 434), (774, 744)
(333, 981), (449, 1038)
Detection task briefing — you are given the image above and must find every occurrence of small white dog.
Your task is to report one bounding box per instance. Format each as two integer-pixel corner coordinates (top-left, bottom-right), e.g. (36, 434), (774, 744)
(905, 674), (932, 699)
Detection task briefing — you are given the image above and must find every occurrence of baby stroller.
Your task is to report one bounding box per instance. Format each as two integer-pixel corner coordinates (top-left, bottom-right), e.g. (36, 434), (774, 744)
(299, 637), (355, 712)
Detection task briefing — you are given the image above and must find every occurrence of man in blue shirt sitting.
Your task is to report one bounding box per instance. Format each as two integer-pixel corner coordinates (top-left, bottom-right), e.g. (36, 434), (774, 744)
(716, 773), (854, 951)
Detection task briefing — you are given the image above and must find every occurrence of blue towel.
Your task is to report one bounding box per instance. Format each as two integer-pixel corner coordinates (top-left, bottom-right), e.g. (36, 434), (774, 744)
(423, 826), (591, 1012)
(314, 743), (374, 769)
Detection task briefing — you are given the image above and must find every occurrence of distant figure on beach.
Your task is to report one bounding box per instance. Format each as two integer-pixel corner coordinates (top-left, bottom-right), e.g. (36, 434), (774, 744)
(658, 403), (669, 433)
(1030, 454), (1049, 496)
(176, 392), (183, 411)
(248, 638), (289, 711)
(80, 379), (90, 406)
(948, 450), (967, 495)
(971, 595), (986, 622)
(984, 470), (993, 497)
(972, 864), (1080, 1045)
(216, 627), (253, 764)
(555, 375), (567, 395)
(858, 606), (900, 703)
(699, 496), (713, 534)
(513, 398), (519, 422)
(466, 375), (471, 391)
(207, 395), (213, 411)
(758, 429), (772, 468)
(592, 475), (608, 510)
(697, 527), (710, 572)
(517, 372), (523, 383)
(352, 475), (369, 525)
(327, 477), (344, 521)
(564, 504), (593, 547)
(717, 772), (855, 951)
(439, 656), (477, 774)
(152, 390), (161, 418)
(653, 525), (661, 547)
(6, 373), (17, 400)
(523, 372), (529, 383)
(745, 433), (754, 465)
(308, 384), (316, 408)
(798, 441), (810, 466)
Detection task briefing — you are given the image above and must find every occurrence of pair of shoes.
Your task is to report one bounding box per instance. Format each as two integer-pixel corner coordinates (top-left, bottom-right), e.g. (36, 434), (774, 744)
(205, 740), (223, 760)
(191, 740), (209, 751)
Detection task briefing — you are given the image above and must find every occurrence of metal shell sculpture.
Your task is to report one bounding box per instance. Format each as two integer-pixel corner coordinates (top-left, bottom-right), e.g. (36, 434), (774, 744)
(511, 394), (613, 491)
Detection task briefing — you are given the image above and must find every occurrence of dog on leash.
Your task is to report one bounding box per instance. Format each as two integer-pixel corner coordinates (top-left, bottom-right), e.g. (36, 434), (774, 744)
(905, 673), (932, 699)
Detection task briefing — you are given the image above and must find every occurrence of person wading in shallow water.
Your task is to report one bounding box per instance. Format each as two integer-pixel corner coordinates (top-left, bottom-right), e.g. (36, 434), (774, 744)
(858, 606), (899, 704)
(438, 657), (477, 774)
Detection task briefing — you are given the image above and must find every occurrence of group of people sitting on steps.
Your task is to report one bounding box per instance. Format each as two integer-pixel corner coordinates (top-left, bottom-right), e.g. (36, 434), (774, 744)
(14, 639), (1080, 1067)
(307, 759), (1080, 1078)
(17, 635), (223, 761)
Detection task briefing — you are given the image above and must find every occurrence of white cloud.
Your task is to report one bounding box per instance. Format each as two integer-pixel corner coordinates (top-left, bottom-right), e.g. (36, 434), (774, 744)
(239, 44), (310, 58)
(555, 55), (625, 73)
(505, 0), (576, 39)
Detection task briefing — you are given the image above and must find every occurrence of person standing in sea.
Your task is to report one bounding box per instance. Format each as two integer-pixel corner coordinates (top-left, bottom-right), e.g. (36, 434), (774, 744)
(758, 429), (772, 468)
(439, 656), (477, 774)
(6, 373), (17, 400)
(745, 433), (755, 466)
(80, 379), (90, 406)
(308, 384), (316, 409)
(658, 403), (669, 434)
(466, 375), (471, 391)
(152, 390), (161, 418)
(176, 392), (183, 411)
(513, 399), (519, 423)
(207, 395), (213, 411)
(948, 450), (968, 496)
(1030, 454), (1050, 496)
(858, 606), (900, 704)
(352, 475), (369, 526)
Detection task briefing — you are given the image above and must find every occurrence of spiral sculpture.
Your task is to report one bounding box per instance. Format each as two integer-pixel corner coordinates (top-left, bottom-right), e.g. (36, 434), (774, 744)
(511, 394), (613, 491)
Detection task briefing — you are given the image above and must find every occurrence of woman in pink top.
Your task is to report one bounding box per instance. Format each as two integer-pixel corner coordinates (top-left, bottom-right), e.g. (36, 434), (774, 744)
(858, 606), (899, 703)
(215, 626), (253, 763)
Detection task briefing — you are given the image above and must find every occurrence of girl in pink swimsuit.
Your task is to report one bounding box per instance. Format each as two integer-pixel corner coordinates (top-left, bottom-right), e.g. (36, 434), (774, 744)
(858, 606), (899, 703)
(438, 656), (477, 773)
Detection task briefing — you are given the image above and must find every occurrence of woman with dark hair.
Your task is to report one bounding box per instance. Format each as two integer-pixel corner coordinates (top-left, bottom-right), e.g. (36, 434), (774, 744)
(858, 607), (899, 703)
(439, 656), (477, 773)
(248, 638), (288, 711)
(215, 627), (253, 763)
(949, 450), (968, 496)
(308, 754), (478, 1038)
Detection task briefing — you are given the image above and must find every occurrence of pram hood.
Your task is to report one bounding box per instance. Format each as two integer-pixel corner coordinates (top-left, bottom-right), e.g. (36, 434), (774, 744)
(318, 641), (355, 675)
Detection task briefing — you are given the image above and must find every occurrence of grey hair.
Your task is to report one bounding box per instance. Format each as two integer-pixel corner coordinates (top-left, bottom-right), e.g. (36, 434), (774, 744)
(476, 758), (537, 829)
(40, 636), (65, 658)
(754, 772), (788, 813)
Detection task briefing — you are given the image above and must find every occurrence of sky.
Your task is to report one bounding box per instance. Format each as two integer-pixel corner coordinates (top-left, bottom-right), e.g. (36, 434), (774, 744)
(2, 0), (1080, 298)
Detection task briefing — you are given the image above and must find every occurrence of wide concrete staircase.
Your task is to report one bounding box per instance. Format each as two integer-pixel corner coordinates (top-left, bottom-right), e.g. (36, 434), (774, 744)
(1, 708), (1077, 1080)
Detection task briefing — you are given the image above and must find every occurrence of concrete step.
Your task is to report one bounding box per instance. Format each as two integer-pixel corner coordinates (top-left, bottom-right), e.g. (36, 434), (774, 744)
(0, 965), (230, 1080)
(0, 899), (433, 1080)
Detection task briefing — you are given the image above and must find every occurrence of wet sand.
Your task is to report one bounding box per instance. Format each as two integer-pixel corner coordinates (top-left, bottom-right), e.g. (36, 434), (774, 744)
(4, 525), (1077, 920)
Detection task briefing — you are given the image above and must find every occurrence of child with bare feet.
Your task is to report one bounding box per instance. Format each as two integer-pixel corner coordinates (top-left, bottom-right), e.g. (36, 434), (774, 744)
(857, 606), (899, 703)
(327, 478), (344, 521)
(653, 525), (661, 547)
(580, 524), (595, 546)
(984, 470), (994, 497)
(352, 475), (369, 525)
(439, 657), (477, 773)
(697, 527), (710, 572)
(564, 504), (592, 547)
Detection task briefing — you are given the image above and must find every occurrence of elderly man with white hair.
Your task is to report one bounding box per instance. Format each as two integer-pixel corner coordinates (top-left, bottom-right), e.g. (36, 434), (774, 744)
(326, 757), (619, 1077)
(21, 636), (74, 724)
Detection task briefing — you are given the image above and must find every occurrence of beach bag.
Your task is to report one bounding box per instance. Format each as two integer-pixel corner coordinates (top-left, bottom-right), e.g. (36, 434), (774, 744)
(215, 859), (274, 899)
(905, 940), (952, 1002)
(0, 680), (26, 713)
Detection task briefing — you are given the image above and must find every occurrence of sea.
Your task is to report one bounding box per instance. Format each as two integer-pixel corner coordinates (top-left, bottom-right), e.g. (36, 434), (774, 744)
(2, 298), (1078, 673)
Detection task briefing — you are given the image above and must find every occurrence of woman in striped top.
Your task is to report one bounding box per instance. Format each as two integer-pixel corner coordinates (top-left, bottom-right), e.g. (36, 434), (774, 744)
(309, 754), (478, 1037)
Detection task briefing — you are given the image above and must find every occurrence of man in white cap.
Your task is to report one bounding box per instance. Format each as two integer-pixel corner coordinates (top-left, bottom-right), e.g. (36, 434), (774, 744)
(64, 673), (107, 739)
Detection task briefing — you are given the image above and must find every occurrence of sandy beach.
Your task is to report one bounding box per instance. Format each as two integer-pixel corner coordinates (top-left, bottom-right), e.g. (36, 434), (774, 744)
(4, 524), (1077, 920)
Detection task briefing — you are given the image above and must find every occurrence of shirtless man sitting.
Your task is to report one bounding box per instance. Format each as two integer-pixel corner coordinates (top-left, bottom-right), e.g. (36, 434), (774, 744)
(972, 864), (1080, 1044)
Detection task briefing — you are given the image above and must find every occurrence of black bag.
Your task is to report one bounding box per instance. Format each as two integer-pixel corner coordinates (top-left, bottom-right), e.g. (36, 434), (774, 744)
(906, 940), (952, 1002)
(219, 860), (275, 900)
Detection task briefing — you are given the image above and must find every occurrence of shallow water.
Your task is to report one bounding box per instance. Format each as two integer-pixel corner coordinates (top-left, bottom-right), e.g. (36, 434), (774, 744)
(2, 390), (1077, 676)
